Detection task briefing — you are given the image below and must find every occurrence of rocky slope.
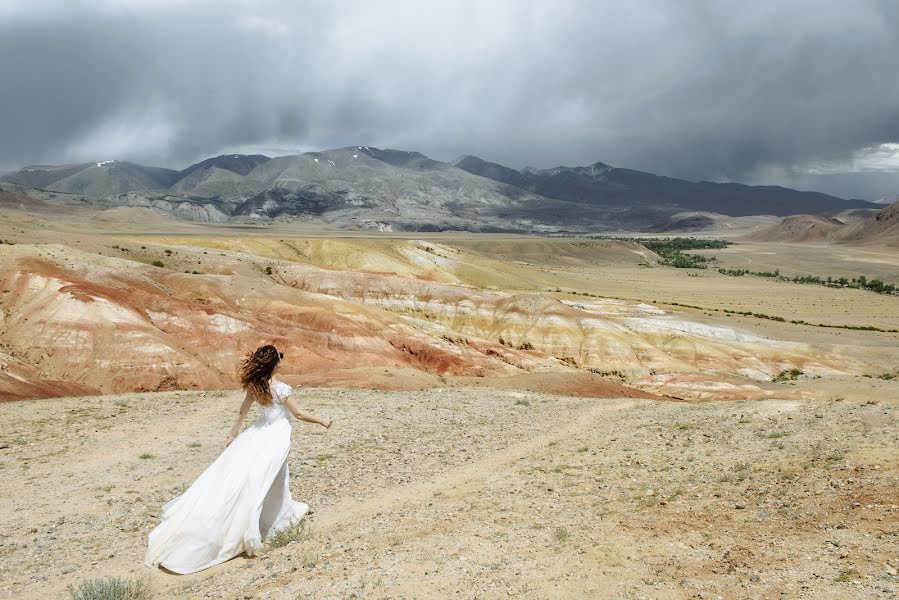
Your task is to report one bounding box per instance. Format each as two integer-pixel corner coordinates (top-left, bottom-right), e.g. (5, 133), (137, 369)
(742, 214), (846, 242)
(744, 201), (899, 245)
(835, 201), (899, 246)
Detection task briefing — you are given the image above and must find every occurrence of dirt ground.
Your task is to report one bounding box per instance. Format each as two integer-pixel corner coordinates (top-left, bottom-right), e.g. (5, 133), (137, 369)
(1, 208), (898, 598)
(0, 385), (896, 600)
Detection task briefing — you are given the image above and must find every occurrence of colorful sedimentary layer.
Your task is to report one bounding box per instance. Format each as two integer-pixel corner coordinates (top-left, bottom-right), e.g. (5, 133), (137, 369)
(0, 241), (851, 401)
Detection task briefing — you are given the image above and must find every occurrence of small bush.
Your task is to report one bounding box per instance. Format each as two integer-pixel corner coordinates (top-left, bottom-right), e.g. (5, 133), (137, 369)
(834, 568), (861, 583)
(773, 368), (803, 383)
(67, 576), (151, 600)
(265, 519), (310, 551)
(150, 260), (164, 268)
(138, 453), (154, 459)
(265, 266), (273, 275)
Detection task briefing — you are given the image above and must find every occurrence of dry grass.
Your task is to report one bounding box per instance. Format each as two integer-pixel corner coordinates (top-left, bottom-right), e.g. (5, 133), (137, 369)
(67, 577), (151, 600)
(263, 519), (311, 552)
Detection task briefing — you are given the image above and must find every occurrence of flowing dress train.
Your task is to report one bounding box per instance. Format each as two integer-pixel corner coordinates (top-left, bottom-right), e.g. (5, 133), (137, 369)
(144, 381), (308, 574)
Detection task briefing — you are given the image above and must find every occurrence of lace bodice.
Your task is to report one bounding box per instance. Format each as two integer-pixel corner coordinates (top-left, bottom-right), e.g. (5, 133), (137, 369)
(256, 381), (292, 425)
(270, 381), (292, 404)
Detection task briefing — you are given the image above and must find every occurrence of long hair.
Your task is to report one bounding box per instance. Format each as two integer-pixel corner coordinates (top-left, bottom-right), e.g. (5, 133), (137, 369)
(239, 344), (281, 406)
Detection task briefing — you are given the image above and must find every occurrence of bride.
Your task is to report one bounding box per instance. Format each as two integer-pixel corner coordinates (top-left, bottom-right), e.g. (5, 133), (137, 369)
(145, 344), (333, 574)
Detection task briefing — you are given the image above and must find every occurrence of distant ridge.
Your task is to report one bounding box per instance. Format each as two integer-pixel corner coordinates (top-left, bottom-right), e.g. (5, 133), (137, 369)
(743, 201), (899, 246)
(175, 154), (270, 179)
(742, 214), (844, 242)
(452, 154), (875, 218)
(0, 148), (882, 232)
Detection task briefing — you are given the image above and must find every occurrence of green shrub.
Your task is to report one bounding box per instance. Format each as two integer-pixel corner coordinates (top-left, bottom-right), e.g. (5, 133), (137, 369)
(773, 369), (803, 383)
(150, 260), (164, 268)
(616, 238), (730, 269)
(264, 519), (310, 551)
(67, 576), (151, 600)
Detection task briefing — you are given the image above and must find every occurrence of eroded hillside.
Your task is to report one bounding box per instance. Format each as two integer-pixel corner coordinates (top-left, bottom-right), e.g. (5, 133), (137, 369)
(1, 223), (889, 402)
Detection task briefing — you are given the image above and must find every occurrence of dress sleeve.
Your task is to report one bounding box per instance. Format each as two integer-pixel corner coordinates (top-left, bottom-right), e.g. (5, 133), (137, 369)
(278, 382), (293, 402)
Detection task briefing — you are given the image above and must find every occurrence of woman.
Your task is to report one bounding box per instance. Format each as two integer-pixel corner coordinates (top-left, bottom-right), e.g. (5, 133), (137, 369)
(145, 344), (333, 574)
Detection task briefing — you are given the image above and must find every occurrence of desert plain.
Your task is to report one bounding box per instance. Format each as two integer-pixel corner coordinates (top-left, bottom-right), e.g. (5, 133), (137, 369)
(0, 203), (897, 599)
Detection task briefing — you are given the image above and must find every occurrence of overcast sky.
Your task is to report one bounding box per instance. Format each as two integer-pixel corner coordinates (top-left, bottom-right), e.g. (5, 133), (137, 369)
(1, 0), (898, 199)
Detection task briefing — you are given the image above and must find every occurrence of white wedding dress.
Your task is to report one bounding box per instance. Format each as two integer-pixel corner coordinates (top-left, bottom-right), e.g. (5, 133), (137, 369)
(145, 381), (309, 574)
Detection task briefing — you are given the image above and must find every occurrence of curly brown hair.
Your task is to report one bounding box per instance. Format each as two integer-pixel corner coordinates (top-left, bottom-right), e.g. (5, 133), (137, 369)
(238, 344), (282, 406)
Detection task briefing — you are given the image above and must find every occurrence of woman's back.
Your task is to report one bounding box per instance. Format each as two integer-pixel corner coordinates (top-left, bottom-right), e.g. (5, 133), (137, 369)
(255, 381), (292, 425)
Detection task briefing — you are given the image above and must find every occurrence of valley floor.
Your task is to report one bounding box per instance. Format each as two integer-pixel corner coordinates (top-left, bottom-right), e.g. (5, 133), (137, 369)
(1, 387), (896, 599)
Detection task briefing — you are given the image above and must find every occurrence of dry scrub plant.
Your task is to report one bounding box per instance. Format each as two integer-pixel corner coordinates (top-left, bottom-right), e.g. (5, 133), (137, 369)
(67, 576), (151, 600)
(264, 519), (311, 551)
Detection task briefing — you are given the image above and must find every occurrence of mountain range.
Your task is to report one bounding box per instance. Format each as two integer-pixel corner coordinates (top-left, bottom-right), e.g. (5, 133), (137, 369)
(0, 148), (881, 232)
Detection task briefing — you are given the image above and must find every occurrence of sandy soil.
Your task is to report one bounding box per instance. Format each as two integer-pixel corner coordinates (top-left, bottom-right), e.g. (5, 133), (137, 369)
(1, 386), (896, 600)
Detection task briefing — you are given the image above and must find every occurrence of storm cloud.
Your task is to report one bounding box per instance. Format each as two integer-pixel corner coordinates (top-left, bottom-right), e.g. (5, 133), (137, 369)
(1, 0), (899, 198)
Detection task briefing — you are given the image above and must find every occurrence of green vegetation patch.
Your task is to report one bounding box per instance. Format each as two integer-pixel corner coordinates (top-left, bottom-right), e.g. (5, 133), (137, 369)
(773, 368), (803, 383)
(638, 237), (730, 269)
(593, 237), (730, 268)
(68, 576), (151, 600)
(719, 269), (897, 296)
(264, 519), (310, 551)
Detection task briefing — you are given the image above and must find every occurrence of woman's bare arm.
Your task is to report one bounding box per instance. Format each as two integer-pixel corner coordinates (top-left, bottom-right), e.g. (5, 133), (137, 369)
(225, 390), (254, 447)
(284, 396), (333, 429)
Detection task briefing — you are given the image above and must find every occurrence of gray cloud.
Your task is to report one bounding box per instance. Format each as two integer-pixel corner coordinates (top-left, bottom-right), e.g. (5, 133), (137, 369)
(1, 0), (898, 198)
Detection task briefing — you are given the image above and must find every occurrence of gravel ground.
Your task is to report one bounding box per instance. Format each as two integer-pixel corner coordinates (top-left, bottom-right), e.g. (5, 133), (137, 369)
(0, 387), (897, 599)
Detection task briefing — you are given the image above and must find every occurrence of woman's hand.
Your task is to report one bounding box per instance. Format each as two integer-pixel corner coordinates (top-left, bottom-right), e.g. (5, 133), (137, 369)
(320, 417), (333, 429)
